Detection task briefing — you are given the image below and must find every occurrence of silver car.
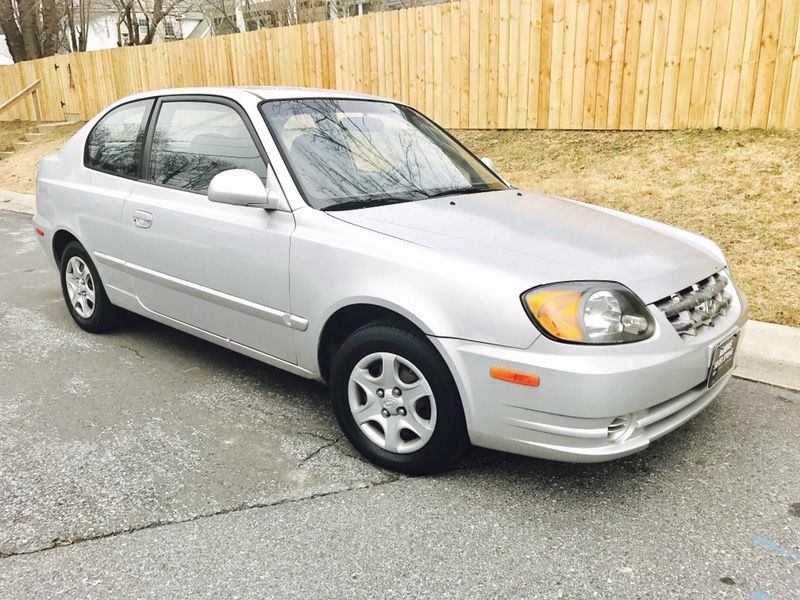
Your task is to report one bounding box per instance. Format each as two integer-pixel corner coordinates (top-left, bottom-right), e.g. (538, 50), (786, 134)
(34, 87), (748, 474)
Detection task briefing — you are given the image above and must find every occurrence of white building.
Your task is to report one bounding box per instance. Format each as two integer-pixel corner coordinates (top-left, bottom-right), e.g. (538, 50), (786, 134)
(0, 0), (443, 66)
(0, 36), (12, 65)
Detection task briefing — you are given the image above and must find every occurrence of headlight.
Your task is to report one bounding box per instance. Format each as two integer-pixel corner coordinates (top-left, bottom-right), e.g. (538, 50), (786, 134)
(522, 282), (655, 344)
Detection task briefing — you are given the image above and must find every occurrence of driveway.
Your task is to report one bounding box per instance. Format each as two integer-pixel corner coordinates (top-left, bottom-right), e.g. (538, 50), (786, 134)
(1, 210), (798, 598)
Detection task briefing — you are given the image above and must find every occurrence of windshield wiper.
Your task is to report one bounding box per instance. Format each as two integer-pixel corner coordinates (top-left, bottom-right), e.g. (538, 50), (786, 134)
(321, 197), (417, 212)
(425, 185), (493, 199)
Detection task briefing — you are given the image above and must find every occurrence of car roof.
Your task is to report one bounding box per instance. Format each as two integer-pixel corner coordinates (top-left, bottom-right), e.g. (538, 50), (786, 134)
(120, 86), (389, 104)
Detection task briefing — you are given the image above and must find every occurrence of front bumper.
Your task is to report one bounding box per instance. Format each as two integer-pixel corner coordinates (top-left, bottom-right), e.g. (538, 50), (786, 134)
(432, 280), (748, 463)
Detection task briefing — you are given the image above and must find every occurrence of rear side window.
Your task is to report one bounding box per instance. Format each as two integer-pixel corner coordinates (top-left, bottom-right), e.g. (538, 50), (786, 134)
(85, 100), (153, 178)
(148, 101), (267, 193)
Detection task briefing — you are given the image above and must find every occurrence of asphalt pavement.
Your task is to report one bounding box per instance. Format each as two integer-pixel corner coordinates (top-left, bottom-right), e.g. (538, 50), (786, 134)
(1, 210), (798, 599)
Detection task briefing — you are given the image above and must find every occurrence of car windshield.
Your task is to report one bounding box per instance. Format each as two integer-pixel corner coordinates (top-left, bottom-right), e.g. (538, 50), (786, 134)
(260, 98), (507, 210)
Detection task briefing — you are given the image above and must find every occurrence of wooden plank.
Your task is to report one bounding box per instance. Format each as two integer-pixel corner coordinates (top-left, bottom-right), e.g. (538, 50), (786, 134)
(751, 0), (783, 127)
(424, 6), (435, 117)
(448, 3), (461, 127)
(526, 0), (544, 128)
(548, 0), (566, 127)
(571, 0), (591, 128)
(718, 0), (750, 128)
(487, 0), (500, 128)
(633, 0), (657, 129)
(417, 6), (427, 113)
(659, 0), (687, 129)
(687, 0), (718, 127)
(375, 13), (387, 97)
(369, 15), (380, 95)
(674, 0), (703, 127)
(784, 12), (800, 128)
(442, 3), (461, 128)
(408, 7), (419, 110)
(433, 6), (444, 124)
(505, 0), (520, 128)
(645, 0), (672, 129)
(390, 11), (401, 100)
(605, 0), (629, 128)
(735, 0), (766, 126)
(581, 0), (603, 128)
(469, 0), (481, 127)
(767, 0), (800, 127)
(498, 0), (512, 128)
(703, 0), (734, 127)
(515, 0), (532, 128)
(784, 12), (800, 129)
(0, 79), (41, 118)
(459, 1), (471, 128)
(537, 0), (555, 127)
(398, 8), (410, 103)
(619, 0), (643, 128)
(559, 0), (578, 128)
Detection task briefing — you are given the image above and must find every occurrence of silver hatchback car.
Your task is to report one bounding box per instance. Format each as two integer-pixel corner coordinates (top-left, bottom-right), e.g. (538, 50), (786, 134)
(34, 87), (747, 473)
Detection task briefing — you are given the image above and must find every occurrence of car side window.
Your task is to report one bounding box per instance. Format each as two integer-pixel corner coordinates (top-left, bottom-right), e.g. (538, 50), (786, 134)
(148, 101), (267, 193)
(85, 99), (153, 178)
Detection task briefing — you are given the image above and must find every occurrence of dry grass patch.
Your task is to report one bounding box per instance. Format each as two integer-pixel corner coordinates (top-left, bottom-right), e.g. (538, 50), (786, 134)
(455, 129), (800, 327)
(0, 120), (83, 195)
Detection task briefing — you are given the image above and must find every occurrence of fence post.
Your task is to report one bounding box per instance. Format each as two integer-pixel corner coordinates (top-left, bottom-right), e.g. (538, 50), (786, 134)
(31, 88), (42, 121)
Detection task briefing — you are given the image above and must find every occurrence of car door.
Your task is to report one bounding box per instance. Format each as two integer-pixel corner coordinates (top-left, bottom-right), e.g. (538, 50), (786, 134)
(71, 98), (153, 298)
(120, 96), (298, 363)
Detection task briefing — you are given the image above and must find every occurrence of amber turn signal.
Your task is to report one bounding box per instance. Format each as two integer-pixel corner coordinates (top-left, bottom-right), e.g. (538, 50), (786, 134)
(490, 367), (541, 387)
(524, 289), (583, 342)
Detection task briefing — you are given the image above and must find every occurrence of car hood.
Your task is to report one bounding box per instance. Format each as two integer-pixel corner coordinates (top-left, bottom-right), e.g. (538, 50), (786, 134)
(328, 189), (724, 304)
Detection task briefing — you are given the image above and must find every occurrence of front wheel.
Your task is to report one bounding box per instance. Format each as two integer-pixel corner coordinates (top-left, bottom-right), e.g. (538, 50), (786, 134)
(330, 321), (469, 475)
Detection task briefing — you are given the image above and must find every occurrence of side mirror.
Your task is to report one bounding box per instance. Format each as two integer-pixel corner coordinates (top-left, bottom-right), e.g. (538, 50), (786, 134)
(208, 168), (286, 210)
(480, 157), (497, 171)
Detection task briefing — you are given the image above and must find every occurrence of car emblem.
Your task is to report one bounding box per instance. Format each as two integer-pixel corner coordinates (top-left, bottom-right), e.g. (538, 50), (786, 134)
(696, 300), (710, 315)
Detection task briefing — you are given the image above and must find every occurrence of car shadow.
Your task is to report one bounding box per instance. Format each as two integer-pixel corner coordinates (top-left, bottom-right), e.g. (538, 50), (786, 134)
(106, 310), (723, 497)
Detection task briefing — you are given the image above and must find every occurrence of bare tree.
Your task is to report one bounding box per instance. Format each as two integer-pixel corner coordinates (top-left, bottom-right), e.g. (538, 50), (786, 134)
(0, 0), (63, 61)
(111, 0), (187, 45)
(61, 0), (92, 51)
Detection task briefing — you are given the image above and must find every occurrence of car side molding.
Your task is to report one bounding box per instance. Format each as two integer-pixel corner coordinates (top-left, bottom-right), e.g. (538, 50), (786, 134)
(93, 251), (309, 332)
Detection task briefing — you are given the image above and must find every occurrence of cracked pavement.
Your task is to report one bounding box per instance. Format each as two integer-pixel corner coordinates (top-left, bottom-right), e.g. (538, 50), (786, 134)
(1, 210), (799, 598)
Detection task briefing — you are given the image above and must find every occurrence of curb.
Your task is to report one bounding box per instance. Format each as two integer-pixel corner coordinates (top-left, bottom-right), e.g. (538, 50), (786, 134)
(736, 321), (800, 392)
(1, 188), (798, 392)
(0, 188), (35, 214)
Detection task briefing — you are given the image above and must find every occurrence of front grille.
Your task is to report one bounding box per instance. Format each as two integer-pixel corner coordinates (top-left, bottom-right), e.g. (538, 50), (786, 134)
(656, 272), (732, 337)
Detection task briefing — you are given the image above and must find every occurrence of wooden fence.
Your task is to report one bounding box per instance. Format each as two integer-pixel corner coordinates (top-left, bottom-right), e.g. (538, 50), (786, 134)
(1, 0), (799, 129)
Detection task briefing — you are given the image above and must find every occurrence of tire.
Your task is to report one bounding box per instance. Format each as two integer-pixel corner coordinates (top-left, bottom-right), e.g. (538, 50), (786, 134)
(59, 241), (122, 333)
(330, 320), (469, 475)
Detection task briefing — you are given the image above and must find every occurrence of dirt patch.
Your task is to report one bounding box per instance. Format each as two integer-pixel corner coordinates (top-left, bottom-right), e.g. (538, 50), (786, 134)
(0, 121), (84, 195)
(455, 129), (800, 328)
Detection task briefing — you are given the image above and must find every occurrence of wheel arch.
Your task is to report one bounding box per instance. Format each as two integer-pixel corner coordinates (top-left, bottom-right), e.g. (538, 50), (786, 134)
(316, 302), (431, 382)
(52, 229), (81, 266)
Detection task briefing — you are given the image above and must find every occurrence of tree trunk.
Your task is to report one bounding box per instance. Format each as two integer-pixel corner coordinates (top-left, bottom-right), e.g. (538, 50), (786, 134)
(0, 0), (29, 61)
(78, 0), (90, 50)
(40, 0), (60, 56)
(17, 0), (43, 60)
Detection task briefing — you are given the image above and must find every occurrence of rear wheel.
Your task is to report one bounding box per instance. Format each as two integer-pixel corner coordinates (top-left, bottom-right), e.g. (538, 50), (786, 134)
(60, 241), (122, 333)
(330, 321), (469, 474)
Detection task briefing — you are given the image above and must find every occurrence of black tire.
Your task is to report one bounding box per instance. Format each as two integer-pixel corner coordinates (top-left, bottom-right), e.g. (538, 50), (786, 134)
(59, 241), (122, 333)
(330, 320), (469, 475)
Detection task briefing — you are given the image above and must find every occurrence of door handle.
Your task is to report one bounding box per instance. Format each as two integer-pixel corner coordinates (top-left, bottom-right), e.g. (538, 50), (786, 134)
(133, 210), (153, 229)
